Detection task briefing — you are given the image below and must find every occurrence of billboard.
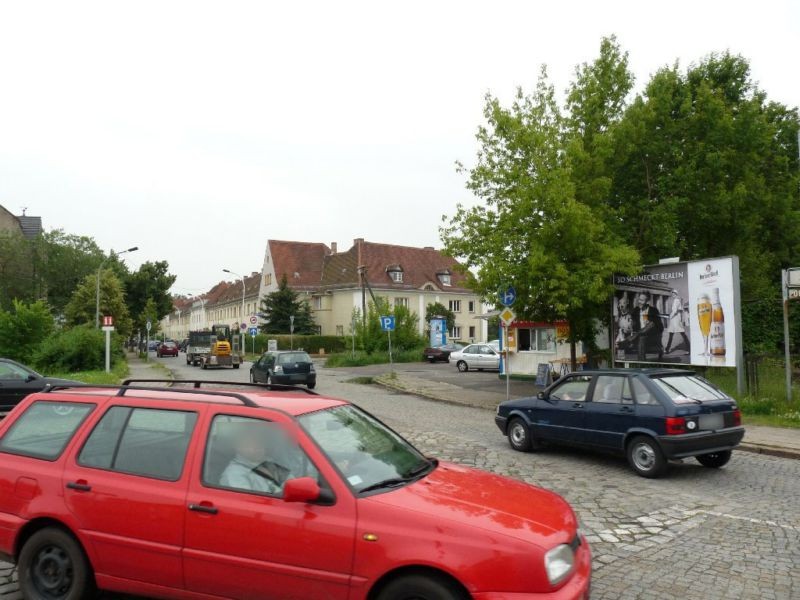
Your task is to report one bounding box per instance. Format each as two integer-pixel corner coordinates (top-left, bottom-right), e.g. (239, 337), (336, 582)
(612, 257), (740, 368)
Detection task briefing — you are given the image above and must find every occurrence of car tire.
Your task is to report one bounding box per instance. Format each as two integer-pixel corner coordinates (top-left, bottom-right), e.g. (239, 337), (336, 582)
(250, 372), (255, 383)
(627, 435), (667, 478)
(377, 573), (468, 600)
(308, 382), (316, 390)
(696, 450), (732, 468)
(267, 374), (274, 385)
(456, 361), (468, 372)
(201, 361), (208, 370)
(186, 356), (191, 364)
(18, 527), (95, 600)
(507, 417), (534, 452)
(233, 364), (240, 369)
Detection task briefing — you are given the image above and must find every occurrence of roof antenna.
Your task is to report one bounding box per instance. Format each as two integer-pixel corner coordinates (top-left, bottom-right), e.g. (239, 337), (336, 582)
(20, 206), (27, 216)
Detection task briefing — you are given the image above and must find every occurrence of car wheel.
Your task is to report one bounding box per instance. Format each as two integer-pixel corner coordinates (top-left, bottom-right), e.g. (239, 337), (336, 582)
(201, 361), (208, 370)
(307, 382), (316, 390)
(507, 417), (533, 452)
(696, 450), (732, 468)
(456, 361), (468, 372)
(233, 364), (240, 369)
(186, 356), (191, 364)
(377, 573), (468, 600)
(18, 527), (95, 600)
(267, 374), (274, 385)
(627, 435), (667, 478)
(250, 372), (255, 383)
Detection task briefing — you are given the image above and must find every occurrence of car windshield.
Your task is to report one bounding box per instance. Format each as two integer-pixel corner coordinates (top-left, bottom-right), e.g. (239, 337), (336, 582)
(299, 405), (433, 494)
(277, 352), (311, 364)
(652, 375), (728, 403)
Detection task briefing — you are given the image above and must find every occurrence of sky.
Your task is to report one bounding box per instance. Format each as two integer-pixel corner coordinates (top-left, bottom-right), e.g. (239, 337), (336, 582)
(1, 1), (798, 297)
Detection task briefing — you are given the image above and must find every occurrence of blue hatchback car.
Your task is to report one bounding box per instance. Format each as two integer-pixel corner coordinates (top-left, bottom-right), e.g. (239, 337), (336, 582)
(495, 369), (745, 478)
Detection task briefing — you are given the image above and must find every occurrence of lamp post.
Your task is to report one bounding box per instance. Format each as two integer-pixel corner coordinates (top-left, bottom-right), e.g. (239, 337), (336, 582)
(96, 246), (138, 328)
(223, 268), (246, 353)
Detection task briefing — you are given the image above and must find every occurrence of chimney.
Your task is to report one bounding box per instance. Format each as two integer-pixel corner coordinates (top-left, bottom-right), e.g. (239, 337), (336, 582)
(353, 238), (364, 246)
(331, 242), (337, 254)
(423, 246), (434, 251)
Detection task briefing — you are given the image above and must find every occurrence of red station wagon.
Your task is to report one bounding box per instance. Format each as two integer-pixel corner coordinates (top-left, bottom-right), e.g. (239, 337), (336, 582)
(0, 380), (590, 600)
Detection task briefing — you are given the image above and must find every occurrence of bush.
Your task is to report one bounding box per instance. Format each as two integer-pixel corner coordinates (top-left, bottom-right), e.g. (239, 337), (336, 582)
(325, 347), (426, 368)
(34, 325), (125, 372)
(244, 334), (347, 355)
(0, 300), (54, 364)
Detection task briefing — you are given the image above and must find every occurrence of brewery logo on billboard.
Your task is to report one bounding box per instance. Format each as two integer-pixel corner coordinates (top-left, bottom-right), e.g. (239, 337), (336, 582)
(699, 263), (720, 283)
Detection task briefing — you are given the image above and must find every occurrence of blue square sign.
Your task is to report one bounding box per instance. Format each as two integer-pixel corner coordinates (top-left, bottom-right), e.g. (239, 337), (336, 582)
(380, 315), (395, 332)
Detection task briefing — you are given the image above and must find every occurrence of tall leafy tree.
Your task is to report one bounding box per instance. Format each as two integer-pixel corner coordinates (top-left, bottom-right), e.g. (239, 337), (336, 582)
(425, 302), (456, 333)
(0, 231), (36, 309)
(442, 66), (640, 364)
(123, 261), (177, 331)
(0, 300), (54, 364)
(258, 274), (316, 334)
(64, 270), (132, 336)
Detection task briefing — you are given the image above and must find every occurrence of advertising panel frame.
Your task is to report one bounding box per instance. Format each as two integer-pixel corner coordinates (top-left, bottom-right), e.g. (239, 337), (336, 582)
(612, 256), (744, 393)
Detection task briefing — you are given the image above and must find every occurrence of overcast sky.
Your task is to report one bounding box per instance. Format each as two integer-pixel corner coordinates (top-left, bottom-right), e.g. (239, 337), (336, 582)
(1, 1), (797, 296)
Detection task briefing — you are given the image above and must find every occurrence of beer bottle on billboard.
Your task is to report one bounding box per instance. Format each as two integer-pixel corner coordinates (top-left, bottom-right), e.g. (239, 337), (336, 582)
(709, 287), (725, 356)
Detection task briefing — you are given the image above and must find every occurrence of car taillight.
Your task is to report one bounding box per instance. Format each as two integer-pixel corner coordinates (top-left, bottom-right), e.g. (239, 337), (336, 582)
(665, 416), (686, 435)
(732, 409), (741, 427)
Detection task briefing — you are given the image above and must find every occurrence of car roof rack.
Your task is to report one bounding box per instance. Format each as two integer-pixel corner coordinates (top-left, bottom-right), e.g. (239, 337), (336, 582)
(121, 379), (320, 397)
(44, 383), (260, 407)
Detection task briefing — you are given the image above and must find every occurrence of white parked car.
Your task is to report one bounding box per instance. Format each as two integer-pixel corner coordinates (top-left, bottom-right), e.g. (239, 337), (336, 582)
(449, 343), (501, 372)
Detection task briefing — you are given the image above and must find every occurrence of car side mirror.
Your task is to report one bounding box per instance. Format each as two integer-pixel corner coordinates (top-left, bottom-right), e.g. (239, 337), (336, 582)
(283, 477), (334, 505)
(537, 391), (545, 400)
(25, 374), (38, 383)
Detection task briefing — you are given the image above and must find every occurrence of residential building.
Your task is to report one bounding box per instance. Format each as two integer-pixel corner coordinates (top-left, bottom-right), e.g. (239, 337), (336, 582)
(259, 238), (488, 342)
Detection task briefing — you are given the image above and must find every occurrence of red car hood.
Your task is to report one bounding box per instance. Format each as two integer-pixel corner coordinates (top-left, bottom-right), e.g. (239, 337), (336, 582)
(366, 461), (577, 548)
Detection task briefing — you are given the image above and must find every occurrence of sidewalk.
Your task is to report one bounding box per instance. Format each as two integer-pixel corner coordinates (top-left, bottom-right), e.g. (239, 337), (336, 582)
(125, 353), (174, 384)
(373, 372), (800, 461)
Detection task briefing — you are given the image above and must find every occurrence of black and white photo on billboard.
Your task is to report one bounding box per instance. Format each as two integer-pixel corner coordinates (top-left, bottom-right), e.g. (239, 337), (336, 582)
(612, 263), (691, 364)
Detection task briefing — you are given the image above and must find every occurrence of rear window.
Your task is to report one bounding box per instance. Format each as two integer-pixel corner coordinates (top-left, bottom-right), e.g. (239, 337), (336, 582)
(277, 353), (311, 365)
(652, 376), (728, 404)
(0, 401), (95, 460)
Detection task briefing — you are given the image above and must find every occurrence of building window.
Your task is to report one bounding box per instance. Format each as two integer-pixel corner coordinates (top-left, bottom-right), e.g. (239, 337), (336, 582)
(439, 274), (451, 286)
(395, 297), (409, 308)
(450, 326), (461, 339)
(469, 326), (476, 339)
(264, 273), (272, 286)
(336, 325), (344, 336)
(516, 327), (557, 353)
(448, 300), (461, 312)
(389, 271), (403, 283)
(313, 296), (322, 310)
(468, 300), (475, 313)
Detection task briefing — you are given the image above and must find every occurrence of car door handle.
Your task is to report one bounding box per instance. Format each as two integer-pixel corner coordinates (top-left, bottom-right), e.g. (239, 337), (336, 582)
(572, 402), (584, 408)
(66, 481), (92, 492)
(188, 503), (218, 515)
(620, 406), (634, 413)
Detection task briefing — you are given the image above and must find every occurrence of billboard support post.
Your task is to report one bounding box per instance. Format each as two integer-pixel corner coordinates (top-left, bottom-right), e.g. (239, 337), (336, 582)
(733, 257), (745, 396)
(783, 269), (792, 403)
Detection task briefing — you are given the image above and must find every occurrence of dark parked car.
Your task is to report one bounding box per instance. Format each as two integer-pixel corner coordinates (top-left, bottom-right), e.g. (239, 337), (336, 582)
(157, 341), (179, 357)
(422, 342), (464, 362)
(0, 358), (81, 414)
(495, 368), (745, 478)
(250, 351), (316, 389)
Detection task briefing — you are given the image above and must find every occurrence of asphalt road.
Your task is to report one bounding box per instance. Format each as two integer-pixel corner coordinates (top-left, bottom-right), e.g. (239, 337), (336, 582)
(2, 354), (798, 599)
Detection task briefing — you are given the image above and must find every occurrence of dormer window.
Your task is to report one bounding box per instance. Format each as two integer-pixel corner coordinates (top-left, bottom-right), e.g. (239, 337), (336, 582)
(437, 269), (452, 287)
(386, 264), (404, 283)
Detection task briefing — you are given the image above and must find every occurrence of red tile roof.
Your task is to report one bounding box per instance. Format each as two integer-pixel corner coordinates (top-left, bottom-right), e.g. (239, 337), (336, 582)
(269, 240), (330, 290)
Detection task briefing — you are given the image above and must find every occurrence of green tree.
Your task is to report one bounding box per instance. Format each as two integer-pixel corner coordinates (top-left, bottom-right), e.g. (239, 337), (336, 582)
(0, 231), (36, 309)
(64, 270), (132, 336)
(141, 298), (161, 338)
(442, 66), (640, 365)
(258, 274), (317, 334)
(425, 302), (456, 333)
(33, 230), (105, 314)
(0, 300), (55, 364)
(123, 261), (177, 331)
(353, 299), (423, 354)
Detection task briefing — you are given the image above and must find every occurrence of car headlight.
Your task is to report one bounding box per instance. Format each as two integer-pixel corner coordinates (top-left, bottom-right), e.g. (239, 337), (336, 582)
(544, 543), (575, 586)
(310, 364), (315, 372)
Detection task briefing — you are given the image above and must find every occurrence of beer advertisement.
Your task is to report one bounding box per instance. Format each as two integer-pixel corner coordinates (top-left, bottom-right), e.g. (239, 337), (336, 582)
(612, 257), (740, 368)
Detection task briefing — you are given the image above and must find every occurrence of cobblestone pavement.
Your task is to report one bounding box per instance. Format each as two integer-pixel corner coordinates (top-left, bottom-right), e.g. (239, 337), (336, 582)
(2, 359), (798, 599)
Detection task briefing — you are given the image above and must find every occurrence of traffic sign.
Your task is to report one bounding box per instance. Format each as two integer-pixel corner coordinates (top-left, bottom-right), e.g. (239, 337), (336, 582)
(240, 323), (247, 331)
(249, 315), (258, 325)
(790, 288), (800, 300)
(380, 315), (396, 331)
(249, 327), (258, 337)
(499, 307), (516, 325)
(499, 286), (516, 307)
(145, 320), (152, 332)
(102, 315), (114, 327)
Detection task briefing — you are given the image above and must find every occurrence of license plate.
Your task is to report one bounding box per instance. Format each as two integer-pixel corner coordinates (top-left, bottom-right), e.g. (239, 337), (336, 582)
(699, 413), (725, 431)
(426, 355), (435, 359)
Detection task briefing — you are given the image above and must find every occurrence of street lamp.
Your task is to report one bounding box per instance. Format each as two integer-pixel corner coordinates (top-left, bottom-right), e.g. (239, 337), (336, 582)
(223, 269), (247, 348)
(96, 246), (138, 328)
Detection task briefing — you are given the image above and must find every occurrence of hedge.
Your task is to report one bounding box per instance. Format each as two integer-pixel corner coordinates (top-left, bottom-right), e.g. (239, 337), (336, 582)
(242, 334), (347, 355)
